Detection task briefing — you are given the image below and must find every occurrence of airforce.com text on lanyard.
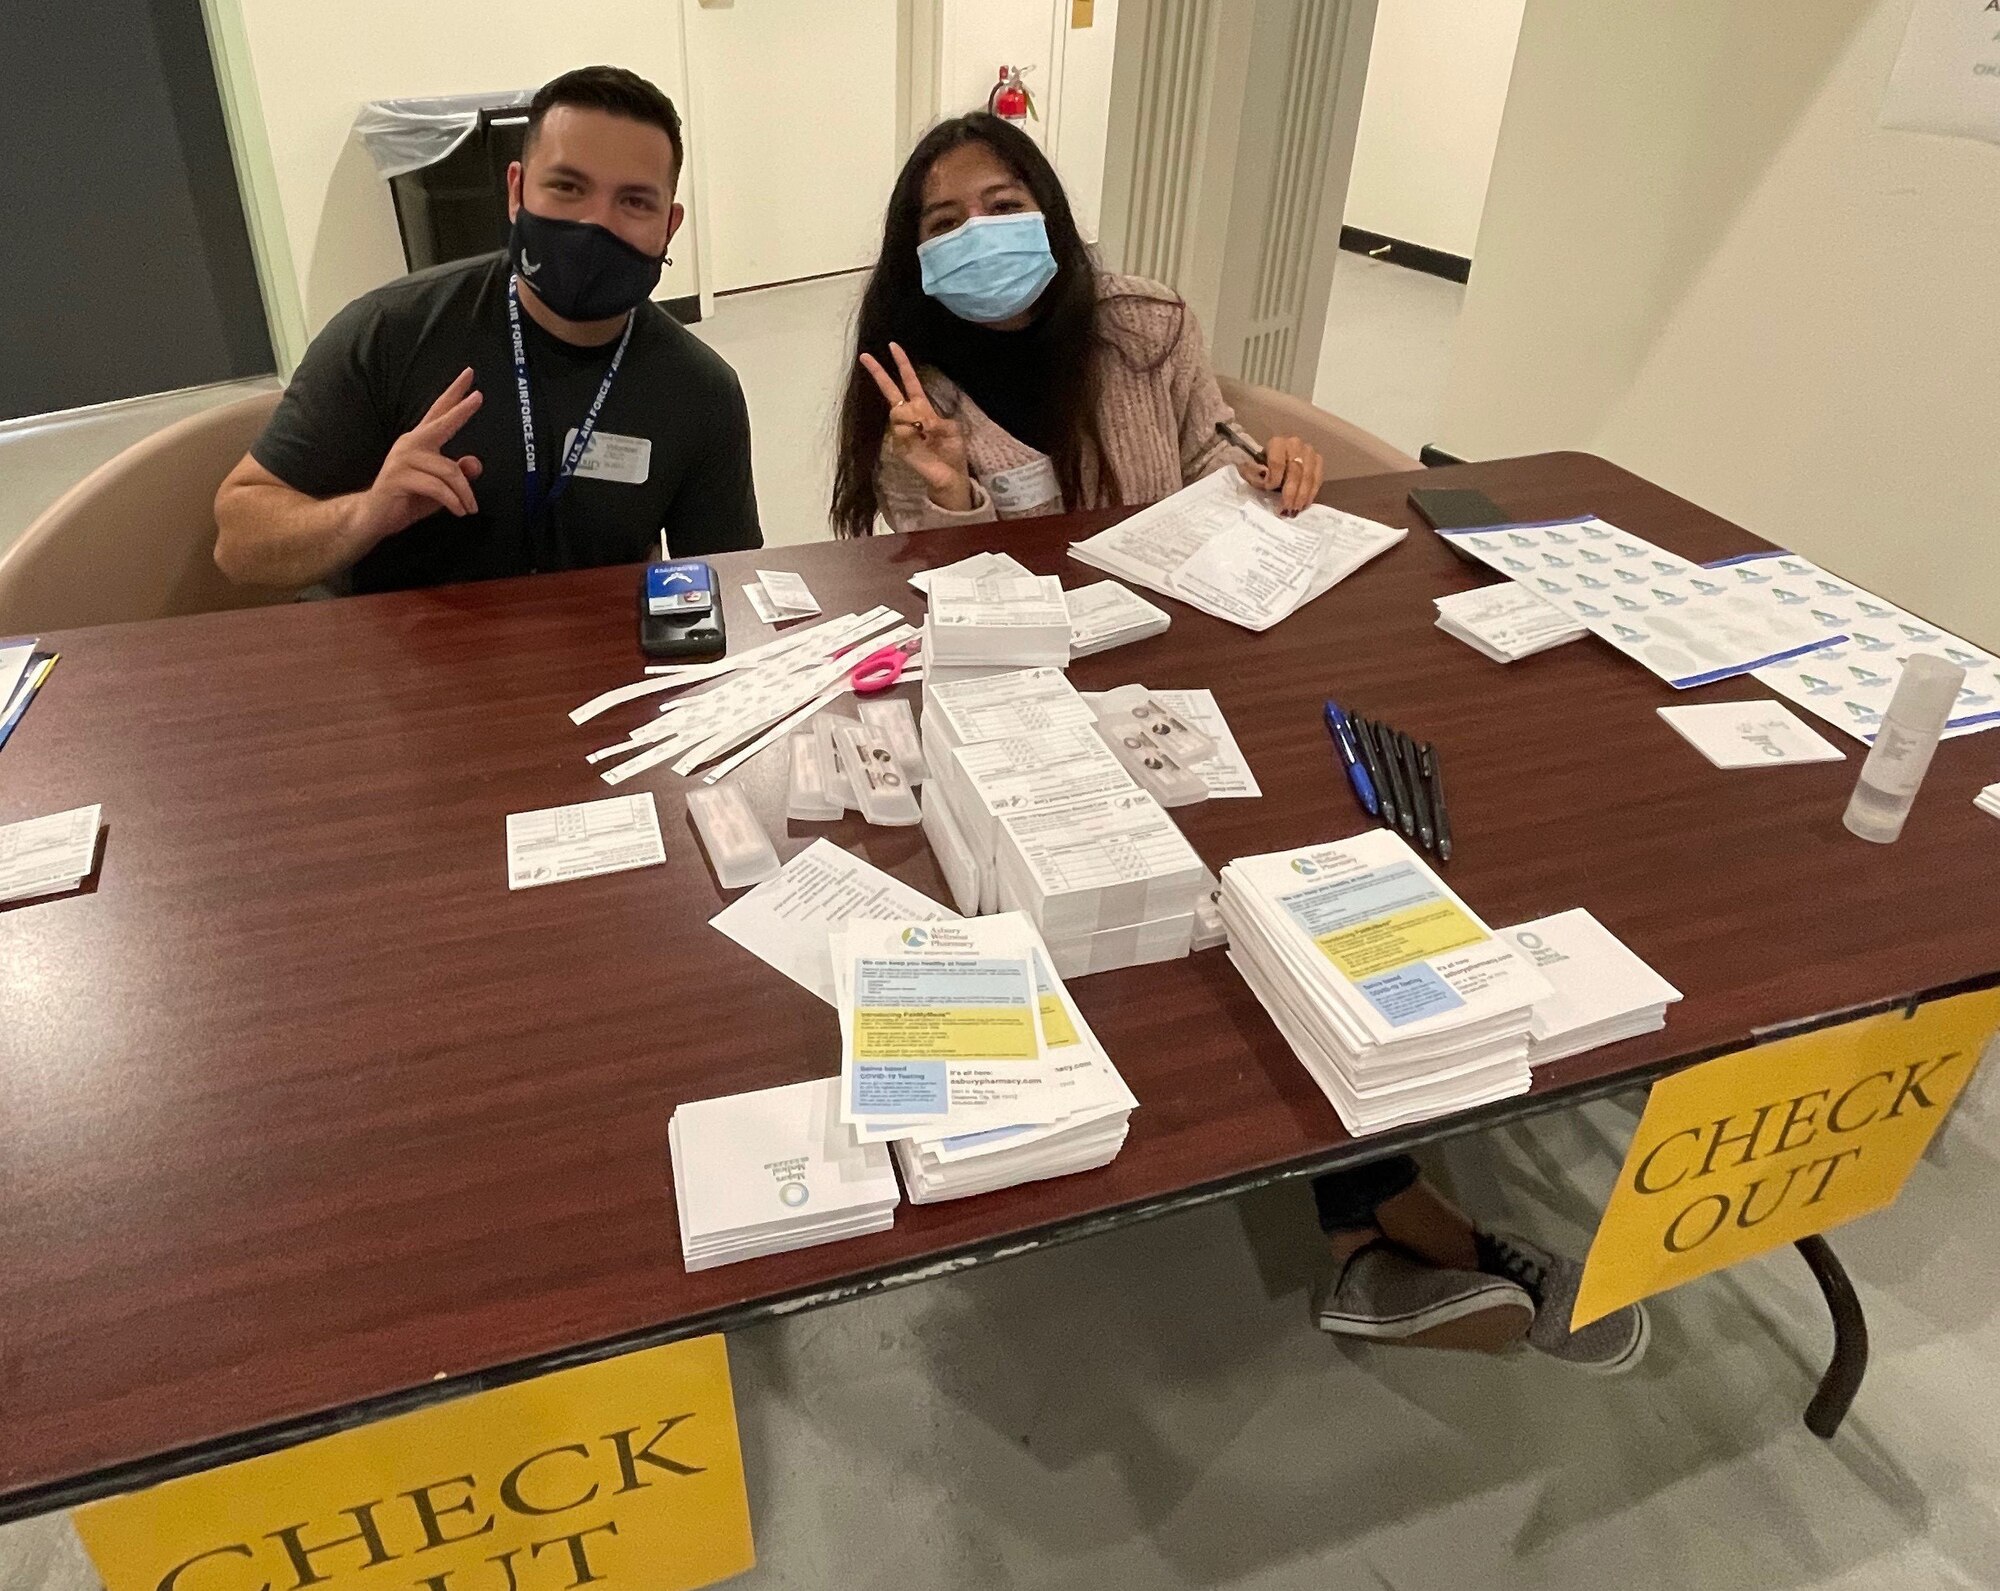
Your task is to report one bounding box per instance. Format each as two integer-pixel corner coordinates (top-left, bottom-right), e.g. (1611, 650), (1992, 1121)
(507, 273), (634, 524)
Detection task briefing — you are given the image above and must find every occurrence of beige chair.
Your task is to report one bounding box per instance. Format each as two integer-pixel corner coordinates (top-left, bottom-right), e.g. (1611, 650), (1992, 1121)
(0, 389), (294, 633)
(1216, 374), (1420, 480)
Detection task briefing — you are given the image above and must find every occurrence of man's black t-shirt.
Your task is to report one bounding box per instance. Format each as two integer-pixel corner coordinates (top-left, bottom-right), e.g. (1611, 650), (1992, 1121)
(252, 252), (761, 593)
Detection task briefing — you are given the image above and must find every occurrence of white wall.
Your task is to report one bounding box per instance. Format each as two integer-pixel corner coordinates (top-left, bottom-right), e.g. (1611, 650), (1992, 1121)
(1343, 0), (1524, 258)
(225, 1), (701, 339)
(938, 0), (1119, 239)
(1440, 0), (2000, 649)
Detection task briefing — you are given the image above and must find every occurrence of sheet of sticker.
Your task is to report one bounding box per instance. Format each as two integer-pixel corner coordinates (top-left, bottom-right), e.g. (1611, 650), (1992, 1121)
(1437, 517), (1842, 688)
(1703, 552), (2000, 744)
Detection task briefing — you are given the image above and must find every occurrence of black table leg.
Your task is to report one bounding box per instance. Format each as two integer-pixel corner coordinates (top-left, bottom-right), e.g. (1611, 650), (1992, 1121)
(1796, 1235), (1868, 1439)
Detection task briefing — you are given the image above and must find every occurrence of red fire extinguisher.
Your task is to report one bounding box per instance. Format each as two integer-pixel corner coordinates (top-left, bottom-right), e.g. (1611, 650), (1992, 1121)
(989, 65), (1035, 127)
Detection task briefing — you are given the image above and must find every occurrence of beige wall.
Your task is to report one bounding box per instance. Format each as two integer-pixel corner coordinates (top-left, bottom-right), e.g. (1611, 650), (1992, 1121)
(228, 2), (701, 340)
(1344, 0), (1524, 258)
(1440, 0), (2000, 648)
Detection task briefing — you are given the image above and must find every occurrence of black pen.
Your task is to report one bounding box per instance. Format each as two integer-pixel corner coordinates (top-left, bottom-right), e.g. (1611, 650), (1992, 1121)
(1358, 717), (1415, 839)
(1395, 729), (1435, 853)
(1350, 715), (1399, 833)
(1215, 419), (1268, 467)
(1420, 741), (1452, 862)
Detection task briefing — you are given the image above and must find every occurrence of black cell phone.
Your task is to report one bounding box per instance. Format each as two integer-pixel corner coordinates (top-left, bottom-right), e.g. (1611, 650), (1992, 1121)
(638, 559), (728, 660)
(1407, 487), (1509, 531)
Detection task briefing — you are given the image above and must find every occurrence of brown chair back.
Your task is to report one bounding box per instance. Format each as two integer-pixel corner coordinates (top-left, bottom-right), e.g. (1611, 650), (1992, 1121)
(0, 389), (292, 633)
(1215, 375), (1420, 481)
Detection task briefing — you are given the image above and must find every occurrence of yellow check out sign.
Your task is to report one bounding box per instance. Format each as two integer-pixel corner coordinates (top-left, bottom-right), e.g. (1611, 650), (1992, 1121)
(1574, 986), (2000, 1329)
(77, 1337), (754, 1591)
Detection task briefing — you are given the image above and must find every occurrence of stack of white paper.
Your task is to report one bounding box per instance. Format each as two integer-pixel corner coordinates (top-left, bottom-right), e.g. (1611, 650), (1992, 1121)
(934, 722), (1140, 914)
(1977, 783), (2000, 821)
(892, 945), (1137, 1202)
(0, 804), (102, 904)
(996, 788), (1208, 977)
(1065, 580), (1172, 657)
(1217, 831), (1551, 1135)
(921, 666), (1095, 766)
(708, 844), (1139, 1200)
(1437, 518), (1842, 688)
(1499, 909), (1683, 1065)
(924, 570), (1073, 668)
(834, 912), (1063, 1142)
(908, 550), (1033, 595)
(1068, 470), (1406, 633)
(1434, 584), (1586, 662)
(669, 1076), (900, 1270)
(711, 838), (956, 1003)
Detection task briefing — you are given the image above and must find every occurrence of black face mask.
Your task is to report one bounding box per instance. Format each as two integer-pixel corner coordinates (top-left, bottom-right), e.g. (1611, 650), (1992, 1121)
(507, 207), (663, 322)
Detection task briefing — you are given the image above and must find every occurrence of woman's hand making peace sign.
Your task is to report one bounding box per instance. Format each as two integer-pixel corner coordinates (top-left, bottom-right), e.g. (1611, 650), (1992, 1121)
(859, 341), (974, 513)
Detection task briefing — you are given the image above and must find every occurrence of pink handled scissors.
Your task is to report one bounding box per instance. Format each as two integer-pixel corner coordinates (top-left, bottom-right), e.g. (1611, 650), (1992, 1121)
(848, 636), (921, 695)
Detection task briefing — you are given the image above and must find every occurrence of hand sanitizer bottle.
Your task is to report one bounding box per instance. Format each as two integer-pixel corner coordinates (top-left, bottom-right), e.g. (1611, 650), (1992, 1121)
(1842, 653), (1964, 843)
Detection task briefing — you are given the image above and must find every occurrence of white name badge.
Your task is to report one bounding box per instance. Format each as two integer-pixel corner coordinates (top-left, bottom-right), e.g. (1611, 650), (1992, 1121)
(984, 456), (1062, 518)
(562, 428), (652, 485)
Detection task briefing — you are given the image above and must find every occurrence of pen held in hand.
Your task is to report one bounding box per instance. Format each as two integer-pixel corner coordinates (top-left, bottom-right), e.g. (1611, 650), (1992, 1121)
(1215, 419), (1268, 468)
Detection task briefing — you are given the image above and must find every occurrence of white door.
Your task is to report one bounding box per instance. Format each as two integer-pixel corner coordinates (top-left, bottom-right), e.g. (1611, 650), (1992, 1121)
(682, 0), (902, 292)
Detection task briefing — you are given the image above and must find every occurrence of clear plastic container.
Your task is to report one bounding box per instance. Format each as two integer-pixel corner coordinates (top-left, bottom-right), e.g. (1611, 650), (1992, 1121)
(1842, 653), (1964, 844)
(786, 729), (843, 822)
(858, 696), (930, 785)
(835, 724), (922, 826)
(686, 783), (781, 888)
(1092, 718), (1209, 808)
(816, 712), (864, 810)
(1100, 691), (1219, 767)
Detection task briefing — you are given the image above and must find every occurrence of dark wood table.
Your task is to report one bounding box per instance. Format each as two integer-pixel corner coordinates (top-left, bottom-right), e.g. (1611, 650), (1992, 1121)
(4, 452), (1997, 1521)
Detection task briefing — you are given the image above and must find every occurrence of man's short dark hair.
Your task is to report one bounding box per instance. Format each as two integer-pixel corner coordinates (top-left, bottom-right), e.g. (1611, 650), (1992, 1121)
(527, 66), (684, 181)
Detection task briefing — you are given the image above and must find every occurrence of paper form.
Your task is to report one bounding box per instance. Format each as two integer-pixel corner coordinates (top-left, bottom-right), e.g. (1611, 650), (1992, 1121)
(908, 551), (1032, 595)
(837, 914), (1059, 1129)
(927, 667), (1096, 744)
(1170, 514), (1322, 631)
(1067, 471), (1406, 631)
(1151, 689), (1261, 797)
(1433, 584), (1585, 660)
(0, 804), (101, 903)
(951, 727), (1138, 820)
(710, 839), (954, 1005)
(0, 639), (35, 714)
(504, 793), (664, 890)
(755, 569), (821, 616)
(928, 571), (1069, 630)
(998, 790), (1204, 898)
(1064, 580), (1170, 653)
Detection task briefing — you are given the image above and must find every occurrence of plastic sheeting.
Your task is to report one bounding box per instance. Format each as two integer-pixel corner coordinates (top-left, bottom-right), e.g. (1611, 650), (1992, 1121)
(352, 89), (534, 179)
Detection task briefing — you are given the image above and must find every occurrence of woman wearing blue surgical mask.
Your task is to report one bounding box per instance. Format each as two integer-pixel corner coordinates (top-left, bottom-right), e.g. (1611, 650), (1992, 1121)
(831, 114), (1323, 537)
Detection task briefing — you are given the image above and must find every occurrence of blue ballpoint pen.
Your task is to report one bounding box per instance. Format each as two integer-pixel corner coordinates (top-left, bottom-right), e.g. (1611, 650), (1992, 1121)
(1322, 700), (1380, 818)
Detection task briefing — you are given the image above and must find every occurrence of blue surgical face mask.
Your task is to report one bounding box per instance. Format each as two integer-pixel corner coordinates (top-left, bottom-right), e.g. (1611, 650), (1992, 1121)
(917, 213), (1059, 325)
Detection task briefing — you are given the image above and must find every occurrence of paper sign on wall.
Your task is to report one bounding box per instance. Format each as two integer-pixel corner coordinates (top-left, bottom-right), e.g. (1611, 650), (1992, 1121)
(1881, 0), (2000, 145)
(1573, 985), (2000, 1329)
(76, 1337), (755, 1591)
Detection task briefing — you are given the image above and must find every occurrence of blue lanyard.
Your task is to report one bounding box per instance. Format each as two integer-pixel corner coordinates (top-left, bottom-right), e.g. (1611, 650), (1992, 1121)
(506, 274), (635, 524)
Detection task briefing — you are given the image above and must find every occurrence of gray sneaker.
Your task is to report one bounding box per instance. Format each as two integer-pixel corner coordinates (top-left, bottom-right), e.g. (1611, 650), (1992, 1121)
(1316, 1241), (1535, 1352)
(1477, 1229), (1650, 1375)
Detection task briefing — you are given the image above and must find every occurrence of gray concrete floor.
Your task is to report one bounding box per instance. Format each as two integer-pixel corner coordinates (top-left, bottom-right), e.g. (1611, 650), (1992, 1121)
(10, 260), (1999, 1588)
(11, 1085), (2000, 1588)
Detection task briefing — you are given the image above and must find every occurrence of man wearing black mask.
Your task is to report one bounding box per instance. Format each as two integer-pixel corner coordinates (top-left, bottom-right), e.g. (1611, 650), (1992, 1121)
(215, 66), (761, 594)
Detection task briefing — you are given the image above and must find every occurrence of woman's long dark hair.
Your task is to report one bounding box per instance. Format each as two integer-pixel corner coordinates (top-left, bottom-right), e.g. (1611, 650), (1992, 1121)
(831, 114), (1162, 538)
